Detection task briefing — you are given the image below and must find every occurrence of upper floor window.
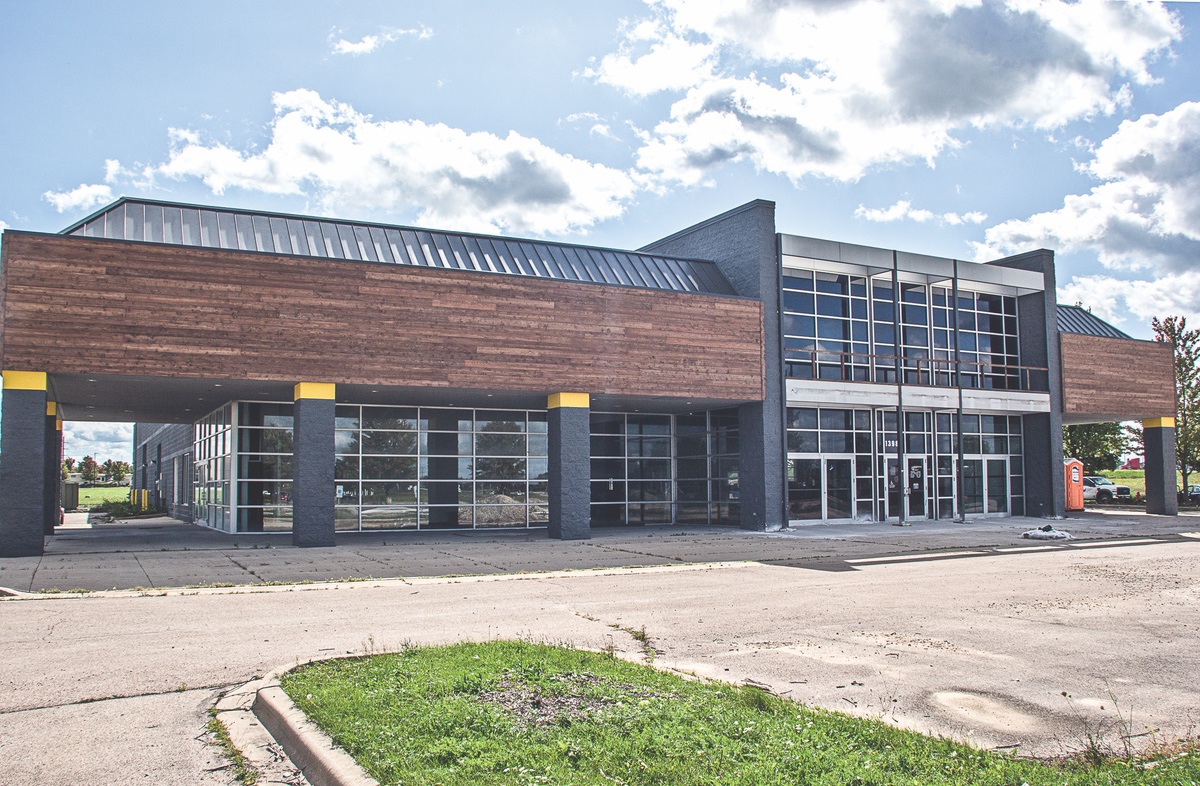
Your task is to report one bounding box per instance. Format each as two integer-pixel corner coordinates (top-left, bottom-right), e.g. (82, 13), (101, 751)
(783, 268), (1022, 389)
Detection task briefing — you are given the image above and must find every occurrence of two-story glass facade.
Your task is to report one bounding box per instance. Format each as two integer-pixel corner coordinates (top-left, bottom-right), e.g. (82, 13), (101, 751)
(779, 241), (1050, 524)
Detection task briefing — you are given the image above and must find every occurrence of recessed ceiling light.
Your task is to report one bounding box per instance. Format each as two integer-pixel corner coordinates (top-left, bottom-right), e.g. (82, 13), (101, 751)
(214, 384), (222, 388)
(87, 379), (96, 383)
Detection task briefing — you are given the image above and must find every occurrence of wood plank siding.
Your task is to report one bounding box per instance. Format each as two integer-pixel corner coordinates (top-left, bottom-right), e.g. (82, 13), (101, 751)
(0, 233), (764, 401)
(1059, 332), (1175, 421)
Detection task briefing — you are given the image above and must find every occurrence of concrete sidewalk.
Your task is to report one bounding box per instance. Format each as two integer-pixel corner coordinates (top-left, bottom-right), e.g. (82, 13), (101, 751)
(2, 539), (1198, 784)
(2, 508), (1195, 592)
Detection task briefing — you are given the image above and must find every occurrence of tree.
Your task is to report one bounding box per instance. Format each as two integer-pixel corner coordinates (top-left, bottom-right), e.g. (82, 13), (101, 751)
(79, 455), (99, 484)
(1063, 423), (1129, 473)
(109, 460), (130, 484)
(1152, 316), (1200, 490)
(61, 456), (77, 480)
(1125, 423), (1144, 460)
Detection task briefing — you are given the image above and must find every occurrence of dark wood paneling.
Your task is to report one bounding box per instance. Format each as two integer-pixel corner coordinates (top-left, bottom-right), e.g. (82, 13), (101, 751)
(1060, 332), (1174, 420)
(0, 233), (764, 401)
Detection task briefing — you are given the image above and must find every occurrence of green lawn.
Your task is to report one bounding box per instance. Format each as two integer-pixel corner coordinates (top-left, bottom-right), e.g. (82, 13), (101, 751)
(280, 641), (1198, 786)
(76, 485), (131, 509)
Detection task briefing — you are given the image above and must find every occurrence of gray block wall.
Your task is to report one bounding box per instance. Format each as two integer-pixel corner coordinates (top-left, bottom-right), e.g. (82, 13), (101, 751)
(43, 413), (61, 534)
(641, 200), (784, 530)
(292, 397), (336, 547)
(987, 249), (1065, 518)
(0, 388), (49, 556)
(548, 404), (591, 539)
(1144, 425), (1178, 515)
(133, 422), (195, 521)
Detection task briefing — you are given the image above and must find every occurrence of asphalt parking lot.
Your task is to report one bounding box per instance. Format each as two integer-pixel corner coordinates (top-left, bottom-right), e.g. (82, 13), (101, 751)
(1, 512), (1197, 785)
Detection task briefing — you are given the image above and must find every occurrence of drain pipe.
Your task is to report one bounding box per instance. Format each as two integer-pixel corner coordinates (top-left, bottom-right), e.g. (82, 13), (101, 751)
(893, 251), (908, 526)
(954, 259), (966, 524)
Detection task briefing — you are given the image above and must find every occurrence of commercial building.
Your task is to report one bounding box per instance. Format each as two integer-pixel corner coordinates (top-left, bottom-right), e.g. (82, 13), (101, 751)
(0, 198), (1178, 556)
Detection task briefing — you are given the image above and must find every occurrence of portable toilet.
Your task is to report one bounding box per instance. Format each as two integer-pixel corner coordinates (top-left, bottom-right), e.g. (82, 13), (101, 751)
(1064, 459), (1084, 511)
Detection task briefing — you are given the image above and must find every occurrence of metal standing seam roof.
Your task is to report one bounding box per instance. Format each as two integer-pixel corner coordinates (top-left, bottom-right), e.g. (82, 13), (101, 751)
(1056, 305), (1132, 339)
(60, 198), (738, 296)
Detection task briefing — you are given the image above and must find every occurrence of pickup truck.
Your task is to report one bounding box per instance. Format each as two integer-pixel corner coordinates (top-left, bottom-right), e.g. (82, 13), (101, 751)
(1083, 475), (1132, 503)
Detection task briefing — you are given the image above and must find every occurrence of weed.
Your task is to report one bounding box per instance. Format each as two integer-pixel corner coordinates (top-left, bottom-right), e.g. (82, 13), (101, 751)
(204, 712), (259, 785)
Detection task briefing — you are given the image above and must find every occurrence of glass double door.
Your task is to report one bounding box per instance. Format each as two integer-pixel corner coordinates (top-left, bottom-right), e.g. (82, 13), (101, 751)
(788, 457), (854, 521)
(884, 457), (929, 520)
(962, 458), (1008, 515)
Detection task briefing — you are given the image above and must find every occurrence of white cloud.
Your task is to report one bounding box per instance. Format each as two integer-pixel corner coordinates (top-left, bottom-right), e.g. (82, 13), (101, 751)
(42, 183), (114, 213)
(583, 18), (716, 95)
(856, 199), (986, 226)
(975, 101), (1200, 272)
(592, 0), (1180, 185)
(151, 89), (640, 235)
(330, 25), (432, 56)
(562, 112), (620, 139)
(979, 100), (1200, 328)
(62, 422), (134, 464)
(1058, 272), (1200, 328)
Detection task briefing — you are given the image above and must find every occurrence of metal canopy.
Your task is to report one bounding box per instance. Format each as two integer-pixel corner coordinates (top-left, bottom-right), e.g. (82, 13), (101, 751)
(63, 198), (738, 296)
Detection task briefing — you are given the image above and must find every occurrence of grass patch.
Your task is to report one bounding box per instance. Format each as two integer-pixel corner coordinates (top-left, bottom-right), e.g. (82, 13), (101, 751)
(76, 486), (131, 509)
(280, 641), (1199, 786)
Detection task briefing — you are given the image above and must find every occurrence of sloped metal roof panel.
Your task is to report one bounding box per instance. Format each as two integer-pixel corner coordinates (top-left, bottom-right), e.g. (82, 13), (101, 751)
(63, 198), (739, 296)
(1056, 305), (1132, 339)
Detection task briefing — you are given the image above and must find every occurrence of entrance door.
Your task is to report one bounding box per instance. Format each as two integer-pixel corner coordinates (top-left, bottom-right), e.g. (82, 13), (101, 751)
(961, 459), (985, 515)
(986, 458), (1009, 513)
(907, 457), (926, 519)
(787, 457), (854, 521)
(885, 458), (902, 519)
(787, 459), (822, 520)
(825, 459), (853, 519)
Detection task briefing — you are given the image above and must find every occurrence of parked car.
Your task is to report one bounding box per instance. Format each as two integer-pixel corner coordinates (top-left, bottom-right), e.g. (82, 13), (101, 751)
(1083, 475), (1131, 503)
(1183, 484), (1200, 504)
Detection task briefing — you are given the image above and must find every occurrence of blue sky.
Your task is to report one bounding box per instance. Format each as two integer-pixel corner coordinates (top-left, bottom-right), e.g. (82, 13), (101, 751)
(2, 0), (1199, 461)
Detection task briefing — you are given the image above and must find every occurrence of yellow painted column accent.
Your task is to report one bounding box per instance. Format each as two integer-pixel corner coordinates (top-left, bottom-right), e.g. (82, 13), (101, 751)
(56, 418), (63, 430)
(46, 402), (57, 417)
(2, 370), (48, 390)
(547, 392), (590, 409)
(294, 382), (336, 401)
(1143, 417), (1175, 429)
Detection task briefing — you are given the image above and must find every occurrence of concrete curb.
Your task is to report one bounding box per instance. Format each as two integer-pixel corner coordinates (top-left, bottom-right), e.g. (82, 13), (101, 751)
(253, 685), (378, 786)
(214, 665), (378, 786)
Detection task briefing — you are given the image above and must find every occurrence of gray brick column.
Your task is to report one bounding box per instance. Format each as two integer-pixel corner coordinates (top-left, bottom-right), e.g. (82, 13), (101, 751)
(1144, 417), (1178, 516)
(547, 392), (591, 540)
(292, 382), (336, 547)
(44, 402), (61, 535)
(0, 371), (49, 557)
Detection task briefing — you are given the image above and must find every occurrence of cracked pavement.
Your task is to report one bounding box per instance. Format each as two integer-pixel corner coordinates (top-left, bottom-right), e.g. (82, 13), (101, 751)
(0, 513), (1198, 784)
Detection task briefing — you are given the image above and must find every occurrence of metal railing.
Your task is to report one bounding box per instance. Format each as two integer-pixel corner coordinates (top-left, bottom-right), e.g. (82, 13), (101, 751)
(783, 350), (1050, 392)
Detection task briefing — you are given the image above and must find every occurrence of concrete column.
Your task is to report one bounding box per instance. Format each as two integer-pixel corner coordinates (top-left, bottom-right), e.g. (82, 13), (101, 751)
(737, 401), (782, 531)
(1144, 417), (1178, 516)
(547, 392), (590, 540)
(0, 371), (49, 557)
(292, 382), (336, 547)
(44, 402), (61, 535)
